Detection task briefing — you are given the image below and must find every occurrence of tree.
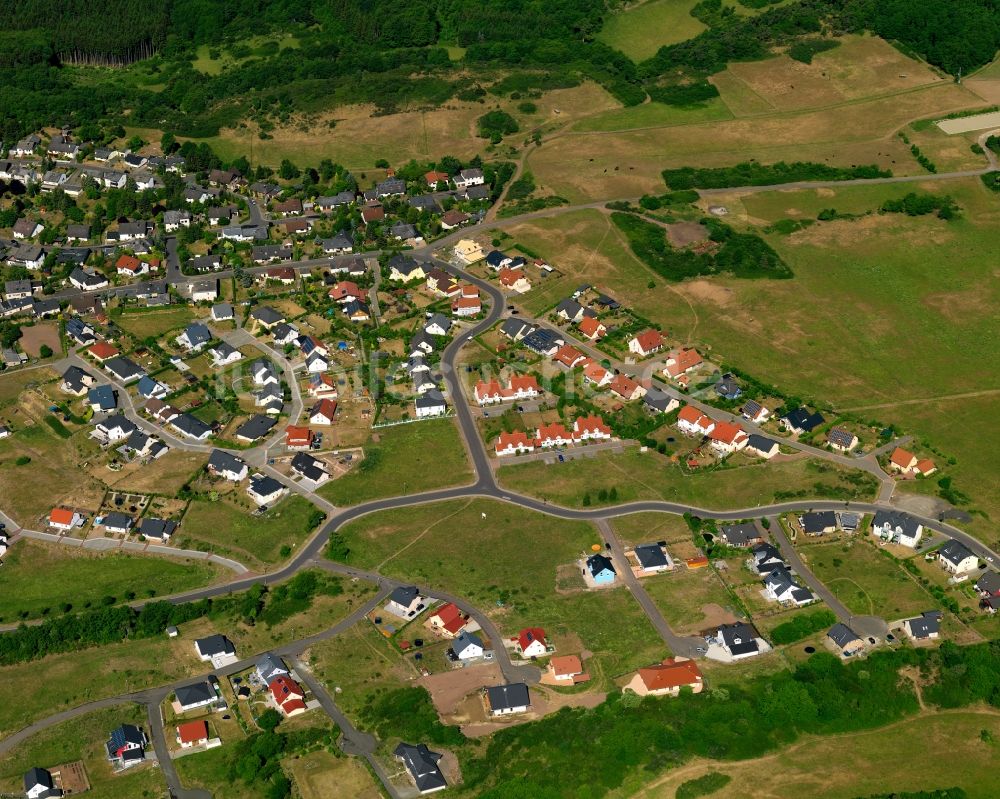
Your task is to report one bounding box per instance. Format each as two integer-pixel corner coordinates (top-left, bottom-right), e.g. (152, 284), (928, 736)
(256, 708), (281, 733)
(39, 344), (53, 358)
(161, 132), (177, 154)
(278, 159), (300, 180)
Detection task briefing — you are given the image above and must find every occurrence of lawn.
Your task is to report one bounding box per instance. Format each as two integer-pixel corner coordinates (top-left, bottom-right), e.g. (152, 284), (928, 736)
(633, 710), (1000, 799)
(179, 494), (323, 568)
(575, 97), (733, 133)
(596, 0), (706, 62)
(332, 498), (664, 685)
(0, 540), (224, 622)
(642, 568), (742, 636)
(0, 424), (106, 527)
(318, 418), (473, 506)
(496, 449), (879, 510)
(105, 450), (209, 496)
(0, 635), (205, 739)
(610, 511), (692, 546)
(805, 538), (932, 620)
(115, 306), (197, 339)
(526, 77), (979, 202)
(0, 704), (163, 799)
(286, 749), (383, 799)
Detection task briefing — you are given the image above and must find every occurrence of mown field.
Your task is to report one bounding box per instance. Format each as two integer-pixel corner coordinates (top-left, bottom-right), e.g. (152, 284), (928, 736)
(318, 418), (473, 506)
(596, 0), (706, 62)
(531, 37), (979, 201)
(0, 540), (223, 622)
(496, 450), (878, 509)
(630, 709), (1000, 799)
(115, 306), (198, 339)
(331, 498), (664, 686)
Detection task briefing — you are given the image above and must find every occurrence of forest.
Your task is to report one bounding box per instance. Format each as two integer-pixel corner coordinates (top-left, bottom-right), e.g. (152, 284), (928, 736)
(0, 0), (998, 147)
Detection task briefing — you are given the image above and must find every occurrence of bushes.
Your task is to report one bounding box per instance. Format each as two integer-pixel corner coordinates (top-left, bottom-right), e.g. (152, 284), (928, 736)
(788, 38), (839, 64)
(647, 80), (719, 106)
(662, 161), (892, 190)
(676, 772), (732, 799)
(880, 193), (958, 219)
(505, 172), (536, 201)
(477, 110), (519, 143)
(611, 211), (793, 281)
(361, 687), (465, 747)
(769, 608), (837, 645)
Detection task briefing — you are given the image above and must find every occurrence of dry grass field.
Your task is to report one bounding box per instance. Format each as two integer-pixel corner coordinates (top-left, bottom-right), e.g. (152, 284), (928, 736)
(596, 0), (707, 62)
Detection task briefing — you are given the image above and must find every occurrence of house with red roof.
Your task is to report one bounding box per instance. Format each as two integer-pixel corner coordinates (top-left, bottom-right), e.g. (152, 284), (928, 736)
(536, 422), (573, 448)
(285, 425), (314, 450)
(582, 359), (612, 387)
(116, 254), (149, 277)
(708, 421), (749, 455)
(915, 458), (937, 476)
(474, 374), (540, 405)
(176, 720), (210, 749)
(573, 415), (612, 441)
(495, 430), (536, 456)
(609, 373), (646, 402)
(889, 447), (918, 474)
(547, 655), (587, 684)
(552, 345), (586, 369)
(88, 341), (119, 361)
(515, 628), (549, 658)
(328, 281), (365, 303)
(577, 316), (607, 340)
(268, 675), (307, 717)
(663, 347), (703, 379)
(677, 405), (716, 437)
(625, 657), (704, 697)
(49, 507), (85, 531)
(474, 380), (503, 405)
(425, 170), (450, 188)
(307, 373), (338, 398)
(428, 603), (469, 638)
(452, 296), (481, 317)
(628, 329), (664, 358)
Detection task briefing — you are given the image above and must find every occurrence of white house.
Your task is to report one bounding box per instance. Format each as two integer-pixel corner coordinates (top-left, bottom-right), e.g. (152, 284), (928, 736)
(387, 586), (425, 618)
(495, 431), (535, 456)
(485, 683), (530, 716)
(247, 474), (287, 506)
(871, 511), (923, 549)
(628, 330), (663, 358)
(451, 631), (485, 661)
(938, 539), (978, 574)
(207, 449), (249, 482)
(208, 343), (243, 368)
(676, 405), (715, 437)
(415, 390), (447, 419)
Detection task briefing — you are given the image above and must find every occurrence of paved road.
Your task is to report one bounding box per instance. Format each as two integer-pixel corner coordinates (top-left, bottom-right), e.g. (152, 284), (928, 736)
(147, 701), (213, 799)
(288, 655), (403, 799)
(596, 519), (704, 658)
(766, 515), (887, 641)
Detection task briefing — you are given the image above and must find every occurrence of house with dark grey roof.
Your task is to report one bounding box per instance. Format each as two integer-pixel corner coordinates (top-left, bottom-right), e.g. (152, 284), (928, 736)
(139, 517), (177, 542)
(256, 653), (289, 684)
(88, 384), (117, 413)
(291, 452), (330, 483)
(207, 449), (248, 482)
(799, 511), (837, 536)
(176, 323), (212, 352)
(902, 610), (941, 641)
(500, 317), (535, 341)
(321, 231), (354, 253)
(634, 544), (670, 573)
(69, 266), (108, 291)
(719, 522), (762, 548)
(975, 571), (1000, 597)
(714, 373), (741, 400)
(522, 327), (564, 356)
(388, 586), (424, 618)
(871, 511), (922, 548)
(62, 365), (96, 396)
(937, 539), (978, 574)
(103, 355), (145, 384)
(94, 413), (136, 443)
(247, 473), (286, 505)
(485, 683), (530, 715)
(211, 302), (234, 322)
(194, 634), (236, 662)
(827, 427), (859, 452)
(100, 512), (133, 534)
(781, 407), (825, 435)
(175, 680), (217, 711)
(170, 413), (212, 441)
(749, 542), (786, 575)
(66, 317), (96, 345)
(827, 623), (863, 656)
(24, 765), (61, 798)
(643, 387), (679, 415)
(415, 389), (447, 419)
(249, 305), (285, 329)
(235, 414), (277, 442)
(716, 622), (762, 660)
(394, 742), (447, 794)
(745, 434), (779, 459)
(451, 630), (485, 660)
(105, 723), (147, 768)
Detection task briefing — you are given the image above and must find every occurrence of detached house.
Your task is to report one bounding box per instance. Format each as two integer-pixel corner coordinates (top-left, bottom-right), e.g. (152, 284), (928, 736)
(716, 622), (763, 660)
(707, 421), (749, 456)
(902, 610), (941, 641)
(626, 657), (704, 697)
(23, 767), (61, 799)
(741, 399), (771, 424)
(309, 398), (338, 425)
(585, 553), (617, 585)
(745, 434), (779, 459)
(937, 539), (978, 574)
(387, 586), (426, 618)
(719, 522), (762, 548)
(609, 373), (646, 402)
(484, 683), (530, 716)
(428, 603), (469, 638)
(676, 405), (715, 437)
(49, 507), (85, 531)
(394, 742), (447, 795)
(628, 330), (664, 358)
(106, 724), (147, 769)
(286, 425), (315, 451)
(577, 316), (606, 340)
(662, 348), (703, 379)
(498, 267), (531, 294)
(247, 474), (287, 506)
(781, 407), (825, 436)
(827, 427), (859, 452)
(176, 323), (212, 352)
(515, 627), (548, 658)
(207, 449), (248, 482)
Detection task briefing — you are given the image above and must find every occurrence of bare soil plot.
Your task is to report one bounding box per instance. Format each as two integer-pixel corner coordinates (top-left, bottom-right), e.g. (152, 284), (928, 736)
(104, 450), (208, 495)
(18, 323), (61, 358)
(642, 569), (741, 635)
(666, 221), (709, 247)
(420, 662), (504, 716)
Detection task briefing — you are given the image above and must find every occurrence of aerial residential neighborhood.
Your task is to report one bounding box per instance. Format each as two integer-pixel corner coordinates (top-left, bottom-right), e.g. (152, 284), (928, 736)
(0, 3), (998, 798)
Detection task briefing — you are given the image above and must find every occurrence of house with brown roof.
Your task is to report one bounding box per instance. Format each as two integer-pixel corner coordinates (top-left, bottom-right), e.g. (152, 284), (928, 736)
(440, 209), (470, 230)
(498, 267), (531, 294)
(552, 345), (586, 369)
(452, 296), (481, 317)
(427, 603), (469, 638)
(547, 655), (588, 684)
(285, 425), (314, 450)
(708, 421), (749, 455)
(625, 657), (704, 697)
(609, 373), (646, 402)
